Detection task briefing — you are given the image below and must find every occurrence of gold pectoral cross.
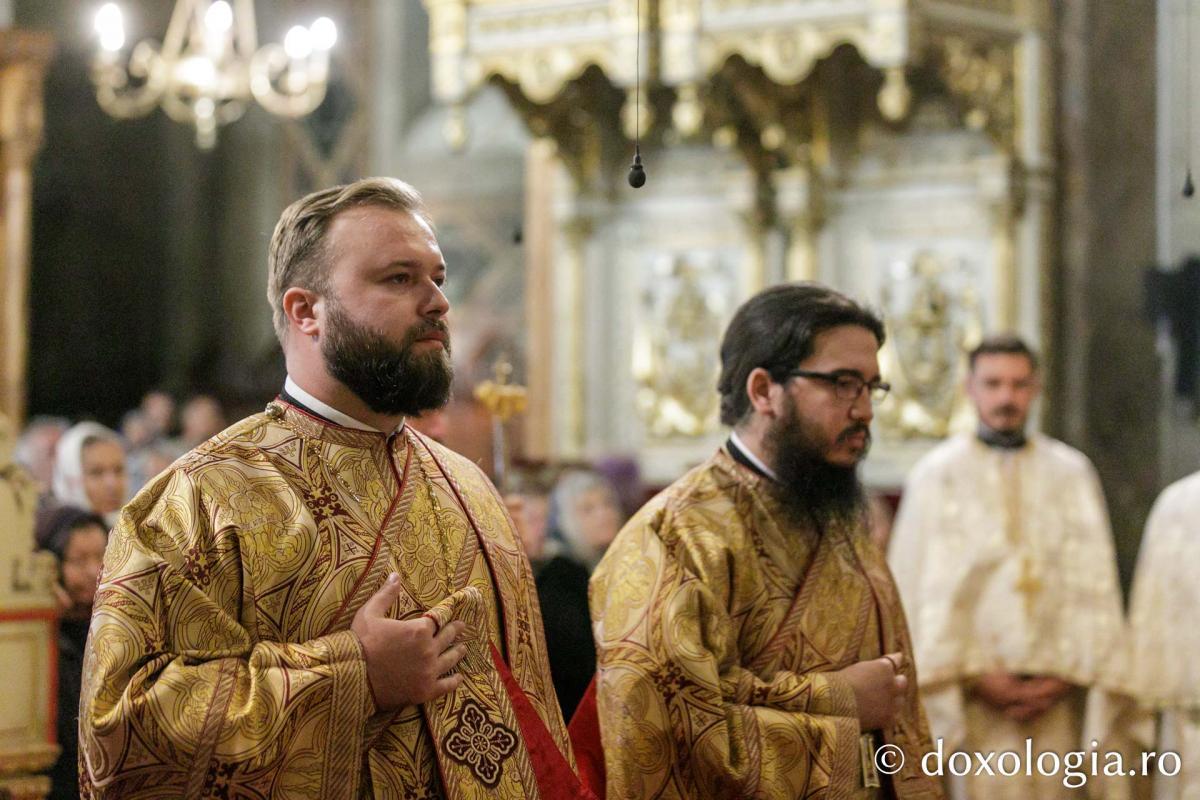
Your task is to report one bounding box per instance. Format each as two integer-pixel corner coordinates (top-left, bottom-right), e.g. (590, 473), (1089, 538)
(1000, 452), (1042, 617)
(1014, 555), (1043, 617)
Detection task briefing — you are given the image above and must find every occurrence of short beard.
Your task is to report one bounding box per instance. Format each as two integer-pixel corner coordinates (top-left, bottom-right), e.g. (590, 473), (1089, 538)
(766, 398), (868, 533)
(321, 299), (454, 417)
(986, 404), (1027, 435)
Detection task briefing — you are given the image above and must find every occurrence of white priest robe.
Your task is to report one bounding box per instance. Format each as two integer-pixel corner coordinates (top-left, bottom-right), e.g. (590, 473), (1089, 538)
(1127, 470), (1200, 800)
(888, 433), (1127, 800)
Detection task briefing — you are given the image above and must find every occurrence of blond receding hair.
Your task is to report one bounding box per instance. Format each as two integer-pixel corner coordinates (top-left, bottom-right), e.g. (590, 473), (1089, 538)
(267, 177), (431, 342)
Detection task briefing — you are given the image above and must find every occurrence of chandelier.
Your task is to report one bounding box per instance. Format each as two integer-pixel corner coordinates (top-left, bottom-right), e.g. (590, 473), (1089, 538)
(91, 0), (337, 149)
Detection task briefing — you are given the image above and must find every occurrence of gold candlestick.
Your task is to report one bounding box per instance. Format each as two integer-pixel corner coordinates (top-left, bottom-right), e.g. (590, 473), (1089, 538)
(473, 358), (528, 489)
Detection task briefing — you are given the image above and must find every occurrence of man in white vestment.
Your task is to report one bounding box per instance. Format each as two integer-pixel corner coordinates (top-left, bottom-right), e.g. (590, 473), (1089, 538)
(888, 334), (1127, 800)
(1126, 469), (1200, 800)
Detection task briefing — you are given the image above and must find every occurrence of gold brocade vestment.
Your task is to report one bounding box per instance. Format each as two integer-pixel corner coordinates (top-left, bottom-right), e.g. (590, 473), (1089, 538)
(589, 447), (942, 800)
(78, 401), (576, 799)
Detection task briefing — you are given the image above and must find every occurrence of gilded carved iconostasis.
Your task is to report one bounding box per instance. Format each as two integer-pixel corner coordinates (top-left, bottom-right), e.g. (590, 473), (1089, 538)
(421, 0), (1055, 484)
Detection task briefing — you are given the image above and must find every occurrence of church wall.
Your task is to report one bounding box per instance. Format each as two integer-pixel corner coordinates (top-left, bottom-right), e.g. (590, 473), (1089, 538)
(822, 114), (1009, 488)
(393, 93), (529, 468)
(1056, 0), (1159, 593)
(563, 143), (755, 482)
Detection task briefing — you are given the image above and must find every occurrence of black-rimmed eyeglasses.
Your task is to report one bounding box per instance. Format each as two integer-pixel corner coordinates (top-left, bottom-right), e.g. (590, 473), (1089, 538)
(784, 370), (891, 403)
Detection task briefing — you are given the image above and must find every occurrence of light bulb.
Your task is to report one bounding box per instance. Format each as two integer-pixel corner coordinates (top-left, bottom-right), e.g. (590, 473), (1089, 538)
(310, 17), (337, 50)
(95, 3), (126, 52)
(283, 25), (313, 60)
(177, 55), (217, 90)
(204, 1), (233, 33)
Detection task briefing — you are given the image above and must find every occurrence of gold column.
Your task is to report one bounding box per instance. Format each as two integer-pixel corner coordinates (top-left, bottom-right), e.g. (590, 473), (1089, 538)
(560, 214), (592, 457)
(0, 31), (54, 426)
(739, 205), (769, 297)
(0, 435), (59, 798)
(784, 216), (816, 282)
(523, 137), (556, 460)
(523, 136), (592, 459)
(992, 194), (1018, 330)
(788, 97), (829, 284)
(0, 29), (59, 800)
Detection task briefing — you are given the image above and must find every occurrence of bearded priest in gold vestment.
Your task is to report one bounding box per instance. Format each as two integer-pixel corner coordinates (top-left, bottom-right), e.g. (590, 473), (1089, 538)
(586, 284), (943, 800)
(888, 335), (1127, 800)
(78, 179), (589, 799)
(1126, 469), (1200, 800)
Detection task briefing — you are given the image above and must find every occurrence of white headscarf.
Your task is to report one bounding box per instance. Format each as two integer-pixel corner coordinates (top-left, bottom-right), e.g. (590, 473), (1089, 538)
(52, 422), (123, 525)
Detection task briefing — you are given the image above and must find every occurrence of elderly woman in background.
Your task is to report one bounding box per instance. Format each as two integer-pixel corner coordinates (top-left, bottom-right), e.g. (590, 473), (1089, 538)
(36, 507), (108, 800)
(51, 422), (127, 527)
(14, 416), (69, 513)
(538, 468), (624, 719)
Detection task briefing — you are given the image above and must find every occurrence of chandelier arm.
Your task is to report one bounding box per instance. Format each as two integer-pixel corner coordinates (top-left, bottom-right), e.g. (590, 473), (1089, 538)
(92, 41), (168, 118)
(249, 44), (329, 118)
(161, 0), (200, 59)
(158, 90), (198, 123)
(233, 0), (259, 54)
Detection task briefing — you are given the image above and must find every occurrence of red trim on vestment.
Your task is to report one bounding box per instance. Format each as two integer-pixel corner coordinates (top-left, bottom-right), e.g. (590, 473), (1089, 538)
(491, 643), (596, 800)
(567, 675), (606, 798)
(409, 431), (594, 796)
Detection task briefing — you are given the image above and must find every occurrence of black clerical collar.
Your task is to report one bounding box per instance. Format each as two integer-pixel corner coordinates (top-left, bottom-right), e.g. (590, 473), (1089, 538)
(976, 422), (1028, 450)
(726, 435), (775, 481)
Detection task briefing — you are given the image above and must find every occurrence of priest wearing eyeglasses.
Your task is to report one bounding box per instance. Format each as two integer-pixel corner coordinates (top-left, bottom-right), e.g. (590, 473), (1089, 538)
(580, 283), (942, 799)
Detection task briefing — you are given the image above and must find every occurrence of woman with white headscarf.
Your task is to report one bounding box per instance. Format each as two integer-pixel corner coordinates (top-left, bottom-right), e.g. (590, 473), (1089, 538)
(51, 422), (127, 527)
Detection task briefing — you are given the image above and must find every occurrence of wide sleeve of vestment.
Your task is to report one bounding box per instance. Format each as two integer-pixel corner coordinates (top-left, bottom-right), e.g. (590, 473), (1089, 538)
(78, 465), (375, 800)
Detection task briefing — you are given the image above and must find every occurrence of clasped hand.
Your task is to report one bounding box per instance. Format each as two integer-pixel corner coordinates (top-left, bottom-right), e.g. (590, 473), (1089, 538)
(835, 651), (908, 731)
(351, 573), (469, 710)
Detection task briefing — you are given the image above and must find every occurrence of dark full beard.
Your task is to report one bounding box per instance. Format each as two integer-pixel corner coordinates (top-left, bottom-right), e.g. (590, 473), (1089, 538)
(767, 400), (868, 533)
(321, 300), (454, 417)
